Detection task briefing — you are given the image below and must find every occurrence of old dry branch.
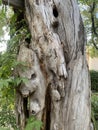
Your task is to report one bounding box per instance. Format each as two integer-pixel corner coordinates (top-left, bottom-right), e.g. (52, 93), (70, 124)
(2, 0), (24, 9)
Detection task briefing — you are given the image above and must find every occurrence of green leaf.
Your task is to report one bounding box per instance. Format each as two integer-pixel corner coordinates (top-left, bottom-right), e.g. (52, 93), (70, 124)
(25, 116), (43, 130)
(21, 77), (29, 84)
(4, 80), (9, 87)
(0, 80), (4, 89)
(15, 78), (21, 86)
(32, 120), (43, 130)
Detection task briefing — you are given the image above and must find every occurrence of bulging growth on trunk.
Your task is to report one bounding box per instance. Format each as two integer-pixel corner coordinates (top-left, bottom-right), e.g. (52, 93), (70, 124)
(15, 0), (91, 130)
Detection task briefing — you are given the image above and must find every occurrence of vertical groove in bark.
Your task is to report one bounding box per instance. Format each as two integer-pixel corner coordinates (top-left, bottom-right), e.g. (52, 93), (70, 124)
(15, 0), (90, 130)
(45, 86), (51, 130)
(23, 97), (29, 119)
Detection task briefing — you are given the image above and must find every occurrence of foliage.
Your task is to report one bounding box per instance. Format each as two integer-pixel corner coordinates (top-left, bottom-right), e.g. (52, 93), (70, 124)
(0, 4), (7, 37)
(91, 93), (98, 120)
(0, 3), (30, 129)
(90, 71), (98, 91)
(96, 122), (98, 130)
(25, 116), (43, 130)
(91, 93), (98, 130)
(0, 0), (14, 41)
(0, 127), (10, 130)
(0, 105), (16, 129)
(91, 110), (97, 130)
(87, 46), (98, 58)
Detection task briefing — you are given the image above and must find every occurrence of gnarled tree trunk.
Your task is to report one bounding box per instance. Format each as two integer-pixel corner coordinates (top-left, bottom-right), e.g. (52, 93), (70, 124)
(16, 0), (91, 130)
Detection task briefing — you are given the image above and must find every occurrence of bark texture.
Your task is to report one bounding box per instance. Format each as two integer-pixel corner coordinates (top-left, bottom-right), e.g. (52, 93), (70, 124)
(16, 0), (91, 130)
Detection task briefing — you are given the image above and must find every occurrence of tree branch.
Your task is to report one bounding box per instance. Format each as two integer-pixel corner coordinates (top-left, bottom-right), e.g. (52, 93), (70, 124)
(90, 2), (98, 49)
(2, 0), (24, 10)
(90, 2), (98, 36)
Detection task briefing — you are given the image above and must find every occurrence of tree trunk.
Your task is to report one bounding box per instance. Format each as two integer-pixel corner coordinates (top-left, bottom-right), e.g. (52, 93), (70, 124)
(16, 0), (91, 130)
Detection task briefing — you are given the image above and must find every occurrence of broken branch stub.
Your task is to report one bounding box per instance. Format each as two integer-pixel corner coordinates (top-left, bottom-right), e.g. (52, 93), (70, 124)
(2, 0), (24, 10)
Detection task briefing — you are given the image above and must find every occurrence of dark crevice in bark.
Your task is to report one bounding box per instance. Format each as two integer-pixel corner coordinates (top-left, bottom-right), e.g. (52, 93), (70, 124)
(25, 42), (31, 49)
(63, 46), (70, 65)
(52, 21), (59, 29)
(53, 5), (59, 18)
(45, 85), (51, 130)
(36, 0), (39, 5)
(31, 73), (37, 79)
(78, 16), (85, 55)
(52, 5), (59, 29)
(23, 97), (29, 120)
(41, 108), (46, 130)
(25, 35), (31, 45)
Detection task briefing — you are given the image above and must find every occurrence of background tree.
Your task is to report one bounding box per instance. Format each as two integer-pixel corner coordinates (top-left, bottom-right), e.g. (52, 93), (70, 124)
(79, 0), (98, 57)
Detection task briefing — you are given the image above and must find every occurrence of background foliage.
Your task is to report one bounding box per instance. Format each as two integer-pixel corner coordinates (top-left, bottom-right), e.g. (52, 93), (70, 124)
(90, 70), (98, 129)
(90, 71), (98, 91)
(0, 1), (30, 129)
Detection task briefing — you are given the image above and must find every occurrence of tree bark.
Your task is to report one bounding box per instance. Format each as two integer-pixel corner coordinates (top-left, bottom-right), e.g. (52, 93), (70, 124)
(16, 0), (91, 130)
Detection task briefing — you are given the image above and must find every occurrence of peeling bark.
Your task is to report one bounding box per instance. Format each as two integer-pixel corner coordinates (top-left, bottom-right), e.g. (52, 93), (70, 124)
(16, 0), (91, 130)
